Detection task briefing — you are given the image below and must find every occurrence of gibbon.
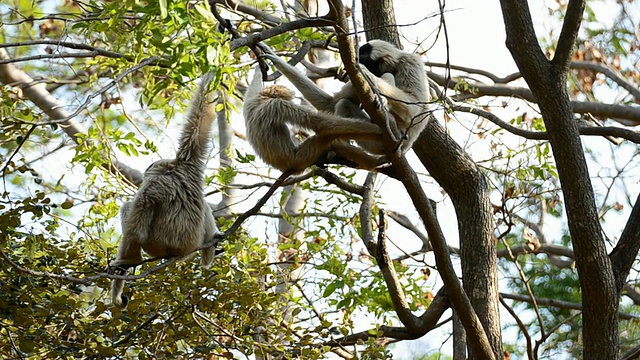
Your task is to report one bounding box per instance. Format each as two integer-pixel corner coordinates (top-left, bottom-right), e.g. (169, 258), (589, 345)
(263, 39), (431, 154)
(109, 73), (221, 308)
(242, 65), (388, 172)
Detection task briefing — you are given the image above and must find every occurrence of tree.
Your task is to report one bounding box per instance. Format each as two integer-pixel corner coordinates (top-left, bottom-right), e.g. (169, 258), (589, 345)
(1, 0), (639, 359)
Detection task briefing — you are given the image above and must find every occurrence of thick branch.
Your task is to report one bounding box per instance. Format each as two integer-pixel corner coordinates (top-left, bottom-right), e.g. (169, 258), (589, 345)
(0, 48), (143, 185)
(609, 192), (640, 294)
(500, 1), (619, 358)
(330, 2), (495, 357)
(552, 0), (585, 70)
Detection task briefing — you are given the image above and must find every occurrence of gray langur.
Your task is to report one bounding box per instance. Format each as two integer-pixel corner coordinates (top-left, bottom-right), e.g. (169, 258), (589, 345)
(242, 65), (387, 172)
(263, 40), (431, 155)
(109, 73), (221, 308)
(353, 40), (432, 153)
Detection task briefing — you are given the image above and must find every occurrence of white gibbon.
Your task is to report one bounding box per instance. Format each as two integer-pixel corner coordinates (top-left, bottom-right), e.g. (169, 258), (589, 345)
(109, 73), (221, 308)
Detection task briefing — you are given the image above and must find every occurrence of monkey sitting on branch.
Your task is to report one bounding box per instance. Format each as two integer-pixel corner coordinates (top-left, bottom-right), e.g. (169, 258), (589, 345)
(108, 73), (221, 308)
(242, 65), (389, 173)
(262, 39), (432, 155)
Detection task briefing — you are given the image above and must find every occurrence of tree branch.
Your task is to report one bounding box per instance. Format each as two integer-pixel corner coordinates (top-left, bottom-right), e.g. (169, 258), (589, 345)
(328, 1), (495, 357)
(209, 0), (282, 26)
(500, 292), (637, 320)
(571, 61), (640, 102)
(552, 0), (586, 70)
(429, 71), (640, 125)
(0, 48), (143, 185)
(324, 288), (450, 347)
(360, 173), (451, 334)
(0, 40), (134, 62)
(609, 192), (640, 294)
(228, 16), (332, 52)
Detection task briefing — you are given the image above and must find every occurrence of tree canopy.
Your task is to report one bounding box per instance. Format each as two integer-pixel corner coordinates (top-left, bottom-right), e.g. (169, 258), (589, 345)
(1, 0), (639, 359)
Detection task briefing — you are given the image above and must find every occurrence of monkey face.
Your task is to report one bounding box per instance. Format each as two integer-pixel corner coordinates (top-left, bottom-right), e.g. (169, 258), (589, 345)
(358, 43), (385, 77)
(358, 40), (402, 77)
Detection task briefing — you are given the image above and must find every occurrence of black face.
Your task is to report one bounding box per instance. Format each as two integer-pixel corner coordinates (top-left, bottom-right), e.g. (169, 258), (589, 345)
(358, 43), (384, 77)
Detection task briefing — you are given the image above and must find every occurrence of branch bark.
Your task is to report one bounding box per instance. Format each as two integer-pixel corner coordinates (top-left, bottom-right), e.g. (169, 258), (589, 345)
(328, 1), (498, 358)
(499, 1), (620, 358)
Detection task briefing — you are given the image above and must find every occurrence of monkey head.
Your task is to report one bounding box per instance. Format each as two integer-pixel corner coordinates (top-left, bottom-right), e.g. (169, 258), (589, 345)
(260, 85), (295, 101)
(358, 39), (402, 77)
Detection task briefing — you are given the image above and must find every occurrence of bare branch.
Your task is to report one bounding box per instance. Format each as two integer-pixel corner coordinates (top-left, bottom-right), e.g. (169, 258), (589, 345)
(228, 16), (332, 52)
(435, 84), (640, 143)
(358, 173), (378, 255)
(499, 296), (535, 360)
(0, 48), (143, 185)
(324, 288), (450, 347)
(210, 0), (282, 26)
(622, 345), (640, 360)
(571, 61), (640, 102)
(609, 192), (640, 294)
(0, 40), (133, 61)
(430, 71), (640, 125)
(425, 61), (522, 84)
(623, 284), (640, 305)
(552, 0), (586, 70)
(428, 60), (640, 103)
(500, 292), (637, 320)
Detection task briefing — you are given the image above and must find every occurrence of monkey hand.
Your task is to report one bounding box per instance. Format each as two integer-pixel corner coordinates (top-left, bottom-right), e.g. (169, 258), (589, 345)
(106, 261), (135, 275)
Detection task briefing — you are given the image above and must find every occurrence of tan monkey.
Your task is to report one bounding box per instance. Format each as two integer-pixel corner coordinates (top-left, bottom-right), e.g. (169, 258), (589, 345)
(109, 73), (221, 308)
(242, 66), (387, 172)
(263, 39), (431, 154)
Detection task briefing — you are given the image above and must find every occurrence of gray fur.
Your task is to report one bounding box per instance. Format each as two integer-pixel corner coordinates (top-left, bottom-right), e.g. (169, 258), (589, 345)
(355, 39), (432, 154)
(109, 73), (220, 308)
(242, 66), (387, 172)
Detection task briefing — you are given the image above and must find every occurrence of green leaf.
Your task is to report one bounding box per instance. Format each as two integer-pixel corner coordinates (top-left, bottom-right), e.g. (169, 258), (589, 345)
(159, 0), (168, 18)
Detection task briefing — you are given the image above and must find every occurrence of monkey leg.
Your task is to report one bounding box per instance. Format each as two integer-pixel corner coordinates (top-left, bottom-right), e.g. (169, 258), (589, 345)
(109, 235), (144, 271)
(329, 142), (389, 169)
(287, 134), (340, 170)
(199, 210), (220, 268)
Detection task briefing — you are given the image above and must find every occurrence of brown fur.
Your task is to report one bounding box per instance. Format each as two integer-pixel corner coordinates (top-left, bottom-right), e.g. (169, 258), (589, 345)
(242, 66), (387, 172)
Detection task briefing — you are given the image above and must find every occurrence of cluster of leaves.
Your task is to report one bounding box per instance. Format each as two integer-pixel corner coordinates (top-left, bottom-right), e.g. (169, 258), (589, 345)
(0, 0), (430, 358)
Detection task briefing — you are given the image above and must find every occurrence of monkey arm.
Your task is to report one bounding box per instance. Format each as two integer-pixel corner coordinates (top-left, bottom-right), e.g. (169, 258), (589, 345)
(245, 66), (265, 101)
(261, 53), (336, 112)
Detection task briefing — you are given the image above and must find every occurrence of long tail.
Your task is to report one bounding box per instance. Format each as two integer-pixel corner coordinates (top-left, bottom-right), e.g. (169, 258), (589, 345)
(175, 73), (216, 164)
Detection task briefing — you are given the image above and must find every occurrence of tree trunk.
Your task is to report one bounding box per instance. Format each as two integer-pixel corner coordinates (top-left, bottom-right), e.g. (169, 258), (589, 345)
(357, 1), (503, 358)
(361, 0), (400, 46)
(413, 121), (502, 360)
(499, 1), (619, 358)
